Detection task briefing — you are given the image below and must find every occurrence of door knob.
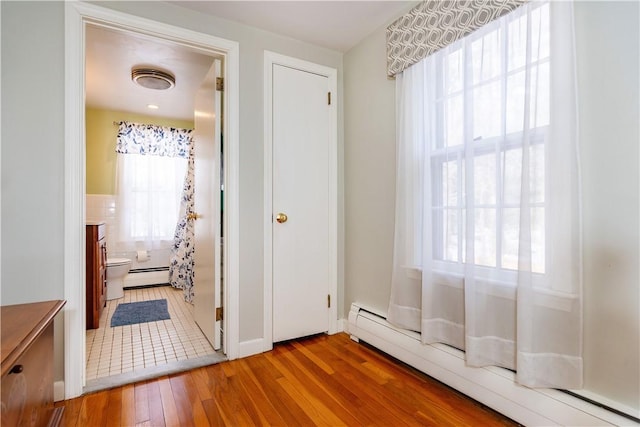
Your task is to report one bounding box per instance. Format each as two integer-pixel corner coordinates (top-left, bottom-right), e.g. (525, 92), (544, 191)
(187, 212), (202, 221)
(276, 213), (288, 223)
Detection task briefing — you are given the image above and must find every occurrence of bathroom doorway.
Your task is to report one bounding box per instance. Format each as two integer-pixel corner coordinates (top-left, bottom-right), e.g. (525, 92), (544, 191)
(82, 21), (226, 392)
(65, 2), (240, 398)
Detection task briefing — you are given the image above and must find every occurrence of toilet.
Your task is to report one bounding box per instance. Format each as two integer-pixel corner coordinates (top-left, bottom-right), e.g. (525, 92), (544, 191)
(106, 258), (131, 300)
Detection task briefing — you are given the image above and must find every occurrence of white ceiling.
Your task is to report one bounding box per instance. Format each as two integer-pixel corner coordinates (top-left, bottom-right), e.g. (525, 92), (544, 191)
(85, 25), (216, 121)
(169, 1), (413, 53)
(85, 1), (412, 120)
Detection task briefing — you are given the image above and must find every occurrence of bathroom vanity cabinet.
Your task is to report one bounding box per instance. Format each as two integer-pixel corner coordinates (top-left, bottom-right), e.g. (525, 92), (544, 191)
(86, 222), (107, 329)
(1, 300), (66, 427)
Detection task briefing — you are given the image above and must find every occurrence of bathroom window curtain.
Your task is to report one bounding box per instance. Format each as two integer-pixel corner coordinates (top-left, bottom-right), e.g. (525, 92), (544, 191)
(388, 1), (583, 388)
(115, 122), (191, 250)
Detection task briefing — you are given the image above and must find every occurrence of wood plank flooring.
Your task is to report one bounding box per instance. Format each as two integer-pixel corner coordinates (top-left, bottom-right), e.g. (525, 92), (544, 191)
(56, 333), (518, 426)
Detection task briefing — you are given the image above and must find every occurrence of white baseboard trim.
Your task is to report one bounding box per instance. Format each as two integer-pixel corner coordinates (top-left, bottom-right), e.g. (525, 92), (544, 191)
(54, 380), (65, 402)
(238, 338), (270, 358)
(348, 303), (638, 427)
(239, 319), (346, 359)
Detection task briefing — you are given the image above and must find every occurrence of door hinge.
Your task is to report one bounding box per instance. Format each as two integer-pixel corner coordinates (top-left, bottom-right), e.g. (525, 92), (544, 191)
(216, 307), (223, 321)
(216, 77), (224, 92)
(327, 294), (331, 308)
(327, 92), (331, 105)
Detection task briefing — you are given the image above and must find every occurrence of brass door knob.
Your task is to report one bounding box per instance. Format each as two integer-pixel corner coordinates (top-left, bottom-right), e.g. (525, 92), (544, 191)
(187, 213), (202, 221)
(276, 213), (288, 223)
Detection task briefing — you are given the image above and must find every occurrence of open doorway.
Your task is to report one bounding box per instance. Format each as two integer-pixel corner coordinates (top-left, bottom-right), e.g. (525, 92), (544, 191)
(83, 23), (225, 392)
(62, 1), (240, 394)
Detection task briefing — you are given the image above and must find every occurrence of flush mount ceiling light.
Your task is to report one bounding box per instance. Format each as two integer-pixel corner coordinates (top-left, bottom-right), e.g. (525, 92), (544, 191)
(131, 67), (175, 90)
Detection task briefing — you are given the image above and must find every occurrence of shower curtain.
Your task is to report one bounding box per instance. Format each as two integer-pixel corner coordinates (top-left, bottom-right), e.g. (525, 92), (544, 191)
(169, 134), (196, 303)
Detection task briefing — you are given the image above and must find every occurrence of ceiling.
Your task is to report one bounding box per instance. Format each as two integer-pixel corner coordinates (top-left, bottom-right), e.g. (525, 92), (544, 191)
(169, 1), (413, 53)
(85, 25), (216, 121)
(85, 1), (412, 121)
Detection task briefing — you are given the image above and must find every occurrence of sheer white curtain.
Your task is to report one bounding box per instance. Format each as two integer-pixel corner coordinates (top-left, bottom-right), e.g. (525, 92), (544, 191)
(116, 153), (187, 250)
(388, 1), (582, 388)
(115, 121), (192, 251)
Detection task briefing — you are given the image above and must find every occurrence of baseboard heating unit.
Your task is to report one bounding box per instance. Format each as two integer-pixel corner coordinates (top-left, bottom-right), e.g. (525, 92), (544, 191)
(347, 303), (638, 427)
(123, 267), (169, 289)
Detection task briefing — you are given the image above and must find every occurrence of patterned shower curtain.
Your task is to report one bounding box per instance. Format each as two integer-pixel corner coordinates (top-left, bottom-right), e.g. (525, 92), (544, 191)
(169, 139), (196, 303)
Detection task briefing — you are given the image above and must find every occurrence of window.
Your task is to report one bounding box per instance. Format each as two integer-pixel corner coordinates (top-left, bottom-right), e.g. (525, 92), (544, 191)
(389, 1), (582, 388)
(430, 3), (549, 275)
(117, 153), (186, 244)
(114, 121), (192, 249)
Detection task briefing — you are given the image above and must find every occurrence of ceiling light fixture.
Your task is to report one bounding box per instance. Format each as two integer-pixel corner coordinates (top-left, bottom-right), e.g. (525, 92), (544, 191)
(147, 104), (159, 110)
(131, 67), (175, 90)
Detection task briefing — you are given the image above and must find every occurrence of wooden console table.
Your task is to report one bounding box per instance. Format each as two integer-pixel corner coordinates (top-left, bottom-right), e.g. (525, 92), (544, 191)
(1, 300), (66, 427)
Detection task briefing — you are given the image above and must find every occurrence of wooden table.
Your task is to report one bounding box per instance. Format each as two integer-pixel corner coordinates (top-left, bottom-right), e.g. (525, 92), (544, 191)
(1, 300), (66, 427)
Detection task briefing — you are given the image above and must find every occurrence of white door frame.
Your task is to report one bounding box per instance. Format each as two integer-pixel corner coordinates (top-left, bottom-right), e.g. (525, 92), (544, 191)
(263, 51), (338, 352)
(64, 2), (240, 399)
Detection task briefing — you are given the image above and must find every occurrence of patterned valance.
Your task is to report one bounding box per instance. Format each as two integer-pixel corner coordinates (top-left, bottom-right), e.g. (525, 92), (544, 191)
(386, 0), (528, 77)
(116, 121), (193, 159)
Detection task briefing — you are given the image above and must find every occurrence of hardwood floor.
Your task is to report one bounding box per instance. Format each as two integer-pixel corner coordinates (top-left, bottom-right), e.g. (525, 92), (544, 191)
(56, 333), (517, 426)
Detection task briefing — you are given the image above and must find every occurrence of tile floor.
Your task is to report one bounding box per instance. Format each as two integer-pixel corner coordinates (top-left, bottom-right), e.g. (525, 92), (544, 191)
(86, 285), (217, 381)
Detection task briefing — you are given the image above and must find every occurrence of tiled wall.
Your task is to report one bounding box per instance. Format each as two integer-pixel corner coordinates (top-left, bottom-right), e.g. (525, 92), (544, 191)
(86, 194), (170, 269)
(86, 194), (117, 251)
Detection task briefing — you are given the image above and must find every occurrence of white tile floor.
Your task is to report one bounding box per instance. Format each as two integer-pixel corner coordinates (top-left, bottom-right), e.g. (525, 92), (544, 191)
(86, 285), (217, 381)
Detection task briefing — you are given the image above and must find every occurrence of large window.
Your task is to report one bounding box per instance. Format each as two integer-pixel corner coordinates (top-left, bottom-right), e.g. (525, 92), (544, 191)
(389, 0), (581, 388)
(430, 3), (549, 276)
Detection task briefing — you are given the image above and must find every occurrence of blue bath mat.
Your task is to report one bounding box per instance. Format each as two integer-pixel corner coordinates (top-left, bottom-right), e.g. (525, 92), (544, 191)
(110, 299), (170, 327)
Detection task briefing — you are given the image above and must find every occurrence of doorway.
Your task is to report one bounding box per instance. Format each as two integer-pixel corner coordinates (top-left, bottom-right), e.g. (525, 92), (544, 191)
(83, 24), (225, 390)
(65, 2), (240, 399)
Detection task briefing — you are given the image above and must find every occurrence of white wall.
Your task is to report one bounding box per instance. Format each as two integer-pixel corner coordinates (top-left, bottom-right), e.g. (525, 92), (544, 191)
(1, 2), (66, 303)
(344, 27), (397, 316)
(344, 0), (639, 413)
(1, 1), (67, 382)
(1, 0), (344, 382)
(574, 1), (640, 410)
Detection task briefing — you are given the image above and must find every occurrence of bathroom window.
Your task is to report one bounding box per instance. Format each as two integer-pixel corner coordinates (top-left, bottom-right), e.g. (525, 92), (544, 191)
(114, 121), (192, 249)
(116, 152), (187, 247)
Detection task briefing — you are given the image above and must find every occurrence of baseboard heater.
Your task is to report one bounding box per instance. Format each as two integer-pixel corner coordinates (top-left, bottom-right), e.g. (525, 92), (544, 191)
(123, 267), (169, 288)
(347, 303), (638, 426)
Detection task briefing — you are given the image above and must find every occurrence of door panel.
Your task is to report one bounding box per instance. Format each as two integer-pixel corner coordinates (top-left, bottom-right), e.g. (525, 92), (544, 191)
(272, 64), (330, 342)
(193, 59), (222, 349)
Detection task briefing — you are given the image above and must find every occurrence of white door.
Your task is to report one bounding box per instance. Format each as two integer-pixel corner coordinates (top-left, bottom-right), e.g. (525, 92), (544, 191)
(272, 63), (331, 342)
(193, 59), (223, 350)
